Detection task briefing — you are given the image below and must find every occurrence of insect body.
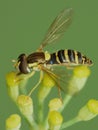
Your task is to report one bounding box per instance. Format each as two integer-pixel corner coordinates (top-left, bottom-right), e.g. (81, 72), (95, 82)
(15, 8), (93, 94)
(18, 49), (92, 74)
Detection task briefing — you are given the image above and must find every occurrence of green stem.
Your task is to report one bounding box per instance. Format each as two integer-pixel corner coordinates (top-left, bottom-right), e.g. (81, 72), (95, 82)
(38, 98), (49, 130)
(38, 100), (44, 124)
(43, 113), (49, 130)
(19, 79), (28, 94)
(60, 117), (81, 129)
(59, 94), (72, 112)
(19, 71), (35, 94)
(25, 115), (38, 130)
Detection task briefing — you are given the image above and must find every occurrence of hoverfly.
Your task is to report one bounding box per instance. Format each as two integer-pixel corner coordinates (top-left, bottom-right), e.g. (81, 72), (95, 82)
(14, 8), (93, 95)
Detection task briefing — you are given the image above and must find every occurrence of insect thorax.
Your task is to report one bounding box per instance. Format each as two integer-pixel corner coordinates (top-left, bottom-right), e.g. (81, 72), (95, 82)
(27, 52), (45, 63)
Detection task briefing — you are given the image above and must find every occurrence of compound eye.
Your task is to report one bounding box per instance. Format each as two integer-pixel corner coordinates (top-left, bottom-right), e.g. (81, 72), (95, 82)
(19, 62), (30, 74)
(17, 53), (30, 74)
(18, 53), (26, 61)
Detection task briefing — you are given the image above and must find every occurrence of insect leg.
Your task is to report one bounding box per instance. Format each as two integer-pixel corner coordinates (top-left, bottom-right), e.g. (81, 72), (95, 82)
(28, 70), (43, 96)
(40, 65), (63, 100)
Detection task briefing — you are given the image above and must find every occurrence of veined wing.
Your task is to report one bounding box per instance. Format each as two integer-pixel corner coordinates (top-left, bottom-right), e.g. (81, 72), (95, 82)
(38, 8), (73, 51)
(41, 66), (71, 93)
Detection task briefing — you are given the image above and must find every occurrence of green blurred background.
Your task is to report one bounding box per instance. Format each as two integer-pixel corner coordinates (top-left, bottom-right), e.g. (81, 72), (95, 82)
(0, 0), (98, 129)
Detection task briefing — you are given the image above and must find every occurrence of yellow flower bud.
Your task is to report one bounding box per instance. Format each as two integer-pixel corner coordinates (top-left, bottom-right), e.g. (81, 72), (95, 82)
(48, 111), (63, 130)
(6, 72), (20, 87)
(38, 73), (55, 102)
(67, 66), (91, 95)
(6, 72), (20, 101)
(17, 95), (35, 127)
(78, 99), (98, 121)
(42, 73), (55, 88)
(17, 95), (33, 116)
(49, 98), (62, 111)
(87, 99), (98, 114)
(6, 114), (21, 130)
(73, 66), (90, 78)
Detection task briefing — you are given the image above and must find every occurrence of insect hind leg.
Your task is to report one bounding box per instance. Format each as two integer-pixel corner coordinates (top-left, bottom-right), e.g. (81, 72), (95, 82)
(40, 65), (63, 101)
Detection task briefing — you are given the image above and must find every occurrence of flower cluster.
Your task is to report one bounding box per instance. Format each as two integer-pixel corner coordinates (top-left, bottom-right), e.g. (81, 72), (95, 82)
(5, 66), (98, 130)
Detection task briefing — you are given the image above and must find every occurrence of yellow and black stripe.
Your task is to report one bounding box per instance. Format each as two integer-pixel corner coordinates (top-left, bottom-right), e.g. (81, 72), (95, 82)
(46, 49), (93, 66)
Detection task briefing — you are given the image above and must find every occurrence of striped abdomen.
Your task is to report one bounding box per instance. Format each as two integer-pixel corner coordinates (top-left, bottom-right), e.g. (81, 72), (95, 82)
(46, 49), (93, 66)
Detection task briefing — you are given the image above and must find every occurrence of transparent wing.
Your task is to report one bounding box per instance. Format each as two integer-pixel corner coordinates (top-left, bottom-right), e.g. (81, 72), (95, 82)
(38, 8), (73, 51)
(40, 65), (73, 94)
